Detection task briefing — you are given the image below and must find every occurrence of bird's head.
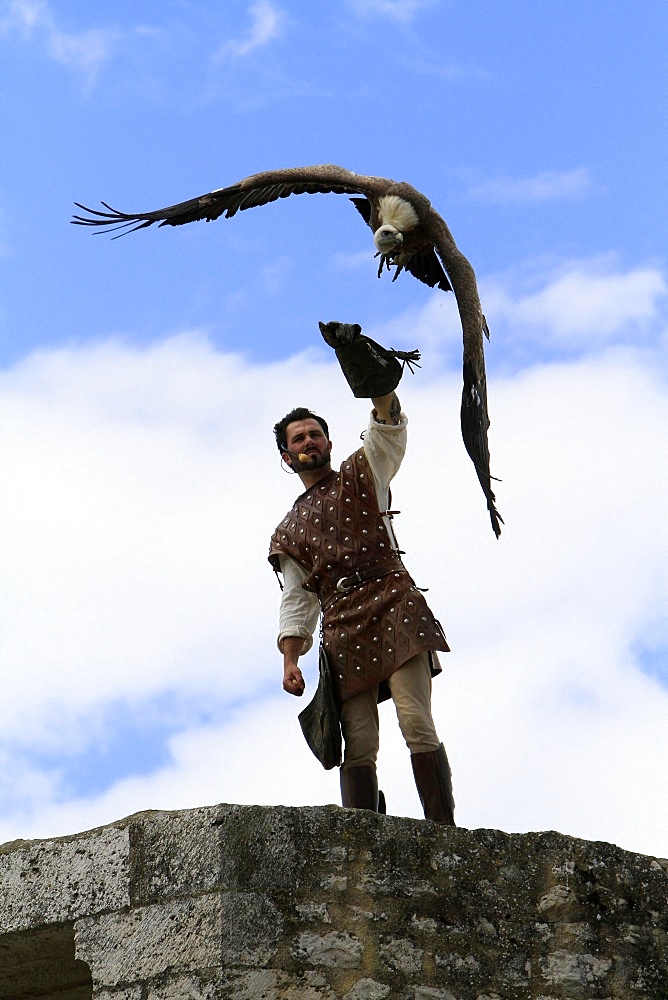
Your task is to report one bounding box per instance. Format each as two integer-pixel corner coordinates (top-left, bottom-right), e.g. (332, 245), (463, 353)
(374, 224), (404, 253)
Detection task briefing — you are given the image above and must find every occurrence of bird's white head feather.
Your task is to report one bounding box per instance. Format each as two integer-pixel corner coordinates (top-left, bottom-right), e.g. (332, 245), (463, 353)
(377, 194), (419, 232)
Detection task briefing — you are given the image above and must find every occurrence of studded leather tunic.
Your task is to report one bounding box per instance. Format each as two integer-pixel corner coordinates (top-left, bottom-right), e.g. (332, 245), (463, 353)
(269, 447), (449, 702)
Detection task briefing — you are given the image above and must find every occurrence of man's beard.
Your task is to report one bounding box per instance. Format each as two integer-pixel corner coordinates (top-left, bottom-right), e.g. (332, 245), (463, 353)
(297, 445), (331, 470)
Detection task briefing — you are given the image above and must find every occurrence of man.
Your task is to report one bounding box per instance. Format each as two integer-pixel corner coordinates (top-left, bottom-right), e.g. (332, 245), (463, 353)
(268, 323), (455, 824)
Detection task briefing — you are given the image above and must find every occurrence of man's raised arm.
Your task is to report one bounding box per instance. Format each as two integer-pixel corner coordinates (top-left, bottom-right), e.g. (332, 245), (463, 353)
(372, 391), (401, 425)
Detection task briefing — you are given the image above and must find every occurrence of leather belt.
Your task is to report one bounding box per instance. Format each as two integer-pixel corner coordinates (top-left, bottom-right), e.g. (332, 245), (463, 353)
(321, 555), (405, 609)
(336, 570), (366, 593)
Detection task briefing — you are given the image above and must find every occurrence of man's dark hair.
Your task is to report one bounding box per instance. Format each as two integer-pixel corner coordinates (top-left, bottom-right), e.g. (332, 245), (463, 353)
(273, 407), (330, 453)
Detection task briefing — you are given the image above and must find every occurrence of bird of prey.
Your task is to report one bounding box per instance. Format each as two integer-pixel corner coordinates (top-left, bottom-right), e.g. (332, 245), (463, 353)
(72, 164), (503, 537)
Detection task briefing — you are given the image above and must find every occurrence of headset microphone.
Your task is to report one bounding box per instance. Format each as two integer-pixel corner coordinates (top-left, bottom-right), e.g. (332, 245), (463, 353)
(282, 448), (311, 464)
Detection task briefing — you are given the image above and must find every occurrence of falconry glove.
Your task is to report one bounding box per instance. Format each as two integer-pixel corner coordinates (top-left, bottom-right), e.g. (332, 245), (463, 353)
(318, 320), (421, 398)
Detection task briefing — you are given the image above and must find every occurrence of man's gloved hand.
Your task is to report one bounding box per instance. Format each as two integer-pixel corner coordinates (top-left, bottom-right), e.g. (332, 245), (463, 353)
(318, 320), (421, 398)
(318, 321), (362, 348)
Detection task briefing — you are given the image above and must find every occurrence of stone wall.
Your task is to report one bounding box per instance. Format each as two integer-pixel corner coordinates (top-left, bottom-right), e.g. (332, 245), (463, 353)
(1, 804), (667, 999)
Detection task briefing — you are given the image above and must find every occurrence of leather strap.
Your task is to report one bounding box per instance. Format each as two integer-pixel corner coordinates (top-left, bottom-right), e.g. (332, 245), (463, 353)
(321, 554), (405, 610)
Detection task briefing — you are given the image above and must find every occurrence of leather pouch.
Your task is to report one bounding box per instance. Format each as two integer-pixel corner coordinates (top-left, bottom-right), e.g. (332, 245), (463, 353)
(298, 646), (342, 770)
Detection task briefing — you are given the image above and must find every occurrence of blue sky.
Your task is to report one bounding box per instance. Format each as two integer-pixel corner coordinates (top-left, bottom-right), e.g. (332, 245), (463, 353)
(1, 0), (667, 857)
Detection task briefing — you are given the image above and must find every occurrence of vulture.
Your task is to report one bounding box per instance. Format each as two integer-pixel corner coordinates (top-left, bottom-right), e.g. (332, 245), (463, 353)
(72, 164), (503, 537)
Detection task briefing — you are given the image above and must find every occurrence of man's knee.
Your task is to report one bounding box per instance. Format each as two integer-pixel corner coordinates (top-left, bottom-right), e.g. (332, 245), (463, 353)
(389, 657), (439, 751)
(340, 689), (380, 766)
(396, 708), (441, 754)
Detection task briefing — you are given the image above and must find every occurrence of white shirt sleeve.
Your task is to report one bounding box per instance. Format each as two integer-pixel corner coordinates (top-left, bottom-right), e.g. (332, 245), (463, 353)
(363, 409), (408, 513)
(276, 554), (321, 654)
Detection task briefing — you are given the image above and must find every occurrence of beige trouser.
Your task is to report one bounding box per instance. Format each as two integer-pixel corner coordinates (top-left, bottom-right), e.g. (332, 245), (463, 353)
(339, 652), (441, 768)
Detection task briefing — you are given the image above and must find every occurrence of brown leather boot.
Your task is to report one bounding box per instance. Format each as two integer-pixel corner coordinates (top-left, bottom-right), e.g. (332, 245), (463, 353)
(340, 764), (379, 811)
(411, 743), (456, 825)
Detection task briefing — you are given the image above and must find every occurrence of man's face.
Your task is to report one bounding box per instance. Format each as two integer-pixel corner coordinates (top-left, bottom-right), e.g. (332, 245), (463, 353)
(283, 418), (332, 471)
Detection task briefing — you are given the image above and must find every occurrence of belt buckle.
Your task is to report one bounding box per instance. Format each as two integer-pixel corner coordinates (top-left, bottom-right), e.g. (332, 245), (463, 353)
(336, 571), (361, 593)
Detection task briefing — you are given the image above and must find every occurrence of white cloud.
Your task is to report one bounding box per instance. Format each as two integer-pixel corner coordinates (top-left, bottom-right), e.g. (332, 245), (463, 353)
(0, 281), (667, 858)
(483, 256), (667, 349)
(332, 249), (374, 274)
(346, 0), (437, 24)
(469, 168), (593, 204)
(0, 335), (319, 745)
(0, 0), (118, 79)
(46, 24), (117, 76)
(0, 0), (46, 36)
(215, 1), (285, 60)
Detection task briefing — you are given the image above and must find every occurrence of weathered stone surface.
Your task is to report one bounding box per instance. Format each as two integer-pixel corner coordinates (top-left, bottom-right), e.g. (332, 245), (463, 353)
(94, 989), (142, 1000)
(412, 989), (458, 1000)
(76, 891), (283, 986)
(0, 824), (129, 934)
(75, 895), (222, 985)
(294, 931), (365, 969)
(0, 924), (92, 1000)
(147, 968), (338, 999)
(129, 805), (221, 906)
(343, 978), (391, 999)
(1, 804), (667, 1000)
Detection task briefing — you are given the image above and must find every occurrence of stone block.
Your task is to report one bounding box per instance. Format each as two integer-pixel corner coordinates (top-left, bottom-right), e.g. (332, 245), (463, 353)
(129, 807), (222, 906)
(293, 930), (364, 969)
(94, 988), (143, 1000)
(0, 825), (129, 934)
(378, 936), (423, 975)
(75, 895), (222, 986)
(412, 989), (459, 1000)
(343, 978), (391, 999)
(148, 968), (339, 1000)
(75, 891), (282, 987)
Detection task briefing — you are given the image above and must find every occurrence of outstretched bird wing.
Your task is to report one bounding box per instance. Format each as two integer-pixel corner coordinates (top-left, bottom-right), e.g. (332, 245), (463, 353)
(72, 164), (452, 291)
(411, 189), (504, 539)
(73, 164), (384, 234)
(73, 164), (502, 535)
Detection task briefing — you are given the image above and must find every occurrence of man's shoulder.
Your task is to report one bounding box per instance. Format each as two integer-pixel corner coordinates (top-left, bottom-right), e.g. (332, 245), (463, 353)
(340, 447), (368, 470)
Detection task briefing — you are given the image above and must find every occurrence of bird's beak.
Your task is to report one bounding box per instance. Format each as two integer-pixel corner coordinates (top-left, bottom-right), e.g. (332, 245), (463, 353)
(374, 226), (403, 252)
